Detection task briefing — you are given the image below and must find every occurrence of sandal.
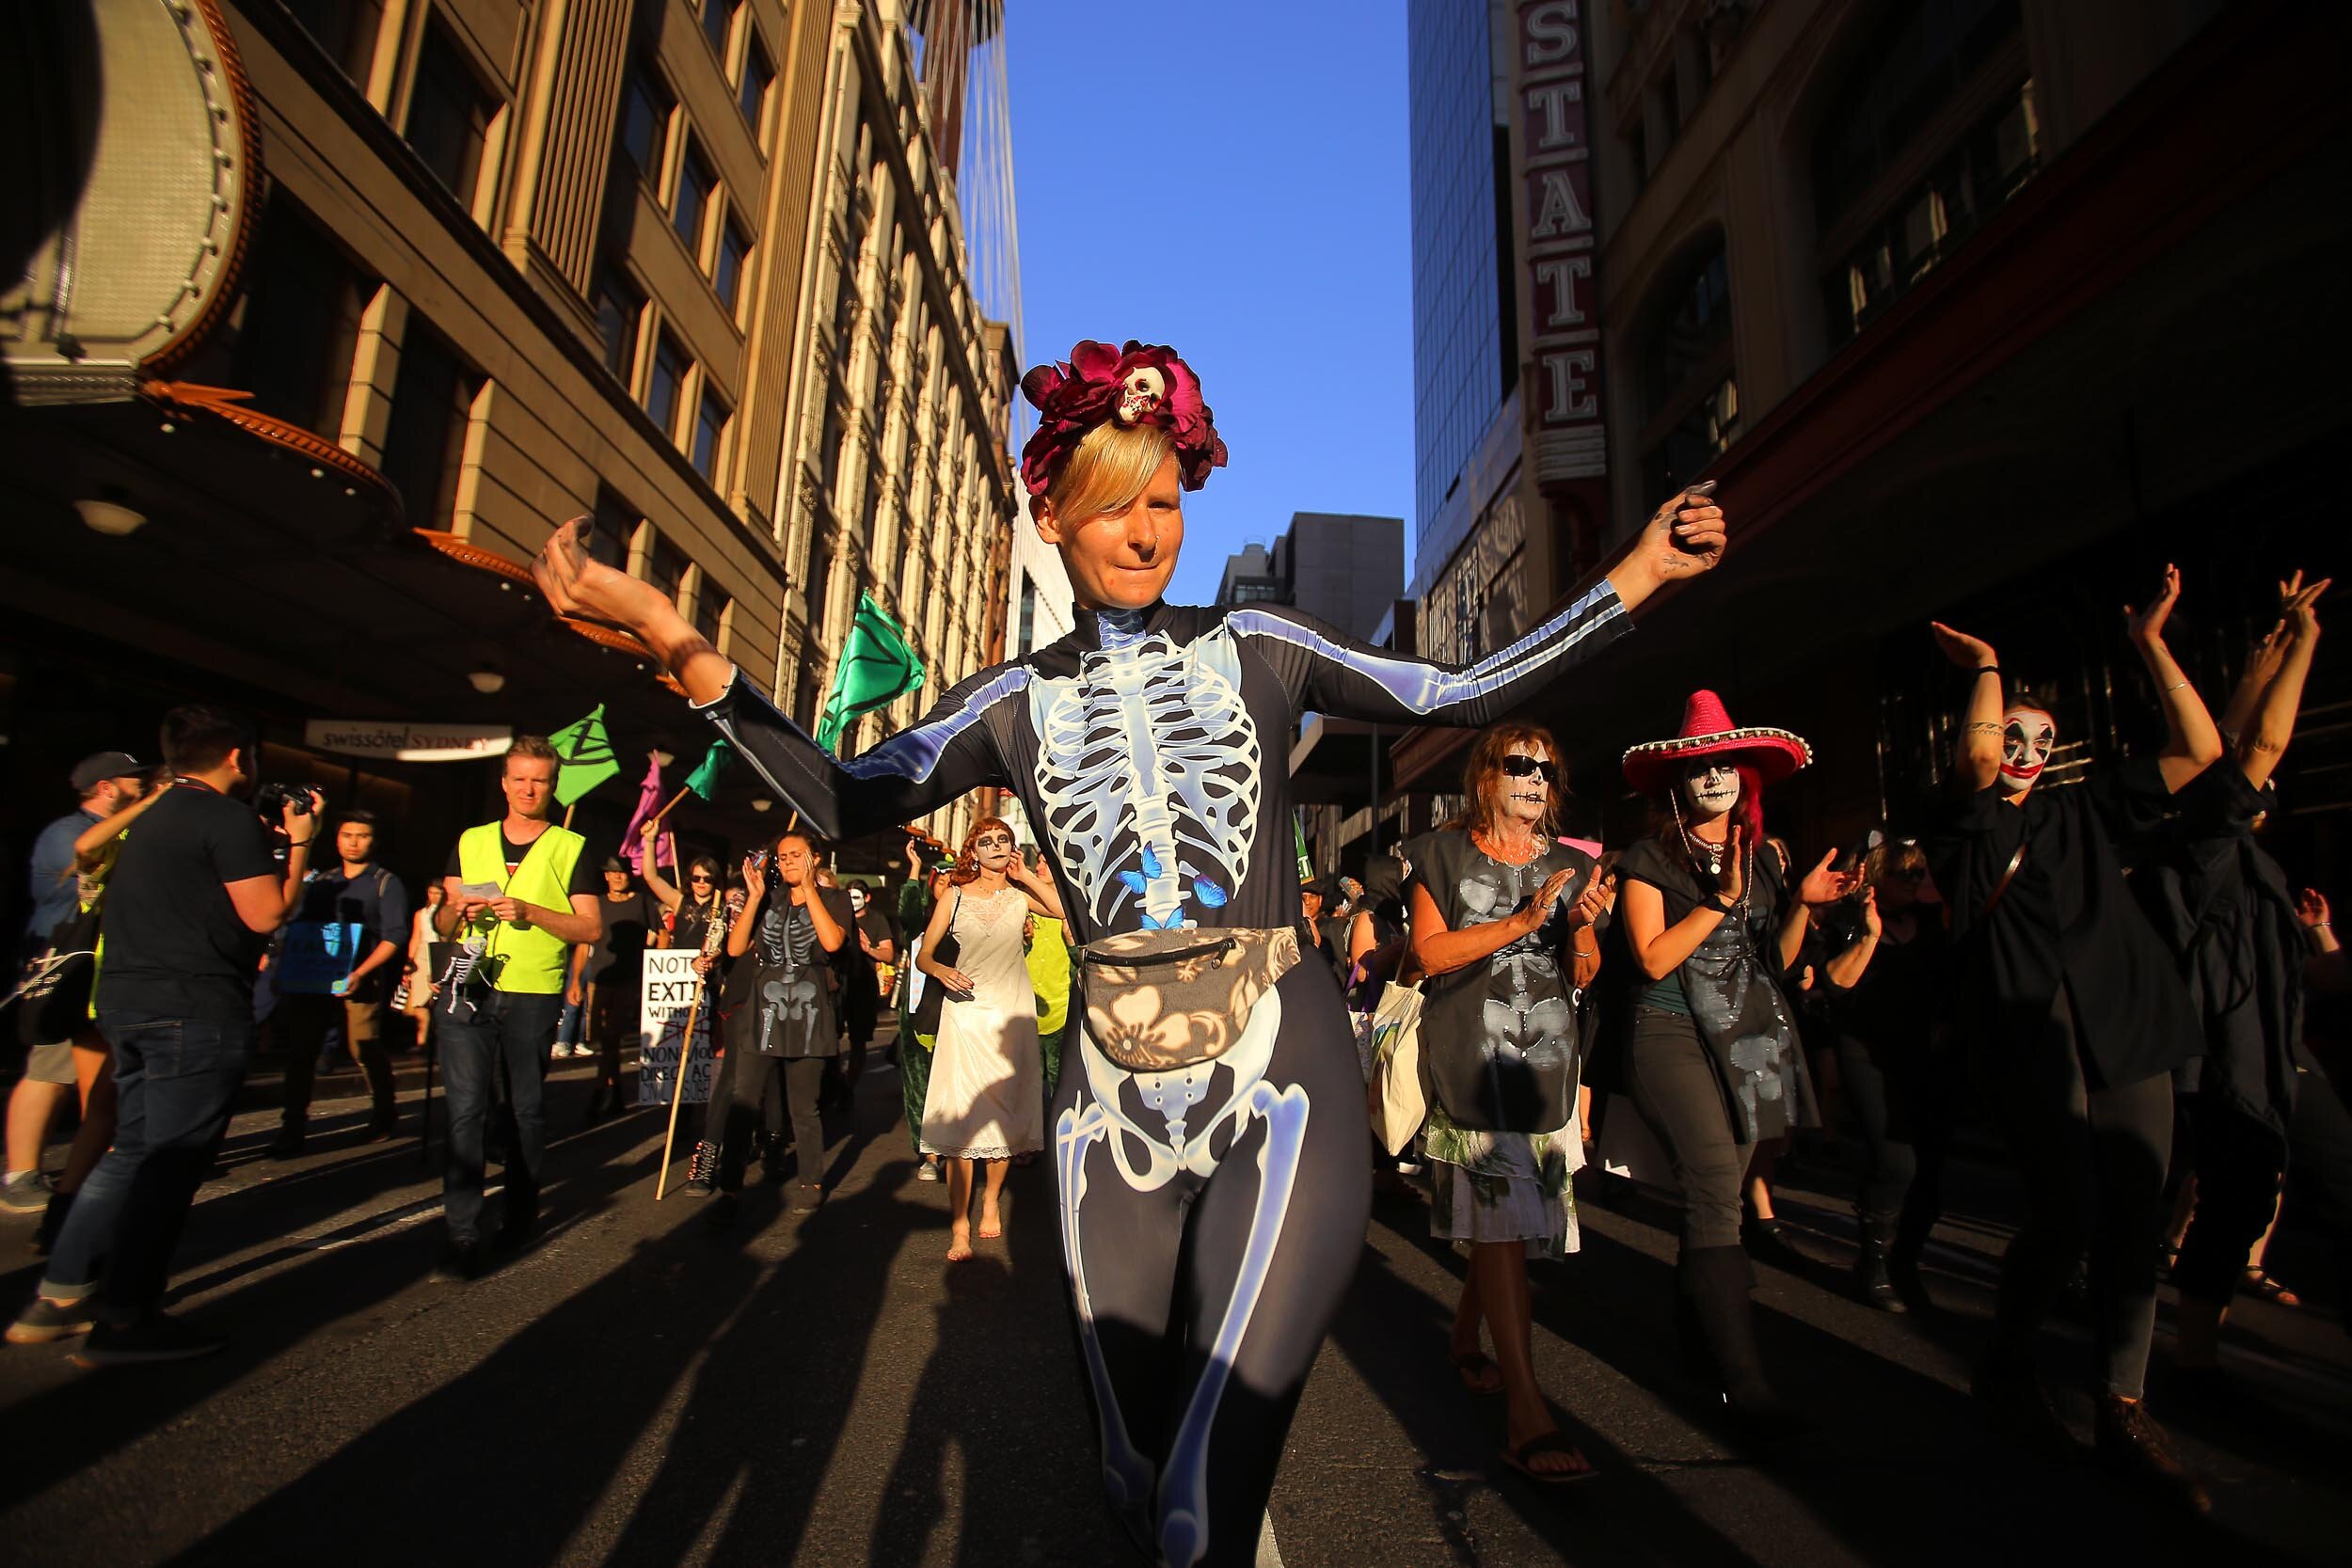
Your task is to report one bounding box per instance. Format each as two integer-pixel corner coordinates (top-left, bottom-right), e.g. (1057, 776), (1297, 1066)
(2241, 1267), (2301, 1307)
(1501, 1430), (1598, 1485)
(1451, 1350), (1502, 1394)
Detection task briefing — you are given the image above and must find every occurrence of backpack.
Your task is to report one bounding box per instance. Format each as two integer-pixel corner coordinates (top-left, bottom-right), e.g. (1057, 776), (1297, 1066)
(4, 900), (103, 1060)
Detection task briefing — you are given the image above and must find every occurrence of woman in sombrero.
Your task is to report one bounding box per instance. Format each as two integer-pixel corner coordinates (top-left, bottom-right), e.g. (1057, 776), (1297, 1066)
(529, 339), (1730, 1566)
(1596, 691), (1858, 1432)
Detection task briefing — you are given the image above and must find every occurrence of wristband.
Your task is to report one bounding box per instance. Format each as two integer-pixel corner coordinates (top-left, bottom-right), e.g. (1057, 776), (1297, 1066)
(1974, 665), (2000, 679)
(289, 836), (316, 848)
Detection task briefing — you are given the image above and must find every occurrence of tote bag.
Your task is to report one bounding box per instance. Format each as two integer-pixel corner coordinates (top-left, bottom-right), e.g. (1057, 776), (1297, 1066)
(1366, 980), (1427, 1157)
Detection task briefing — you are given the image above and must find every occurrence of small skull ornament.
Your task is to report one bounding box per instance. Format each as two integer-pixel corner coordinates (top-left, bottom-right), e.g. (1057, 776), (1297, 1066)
(1116, 365), (1167, 424)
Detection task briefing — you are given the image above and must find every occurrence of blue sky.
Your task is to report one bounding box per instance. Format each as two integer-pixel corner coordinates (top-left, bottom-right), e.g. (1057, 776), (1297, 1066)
(1004, 0), (1414, 606)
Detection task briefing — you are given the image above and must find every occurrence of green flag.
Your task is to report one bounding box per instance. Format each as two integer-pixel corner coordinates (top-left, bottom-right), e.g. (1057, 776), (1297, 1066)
(1295, 811), (1311, 883)
(548, 704), (619, 806)
(684, 737), (734, 801)
(815, 592), (926, 754)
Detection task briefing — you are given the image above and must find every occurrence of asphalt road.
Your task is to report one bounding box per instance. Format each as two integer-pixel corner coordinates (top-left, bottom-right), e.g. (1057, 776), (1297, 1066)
(3, 1028), (2347, 1568)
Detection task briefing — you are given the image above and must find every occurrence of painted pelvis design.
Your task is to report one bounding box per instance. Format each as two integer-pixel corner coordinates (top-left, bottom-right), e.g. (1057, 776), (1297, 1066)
(1029, 628), (1261, 931)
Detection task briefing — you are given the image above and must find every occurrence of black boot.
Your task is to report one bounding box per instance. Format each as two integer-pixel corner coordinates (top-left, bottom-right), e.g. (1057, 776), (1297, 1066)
(1851, 1214), (1909, 1314)
(1679, 1245), (1790, 1430)
(1741, 1216), (1807, 1272)
(2095, 1396), (2210, 1513)
(682, 1140), (720, 1197)
(1972, 1358), (2077, 1455)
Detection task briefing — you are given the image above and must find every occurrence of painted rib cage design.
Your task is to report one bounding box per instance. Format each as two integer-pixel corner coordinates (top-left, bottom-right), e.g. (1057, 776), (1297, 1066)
(1030, 630), (1261, 932)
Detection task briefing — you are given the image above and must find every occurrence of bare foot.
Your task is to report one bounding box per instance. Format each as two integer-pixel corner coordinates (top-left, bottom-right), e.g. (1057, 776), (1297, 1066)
(946, 1223), (975, 1262)
(977, 1206), (1003, 1240)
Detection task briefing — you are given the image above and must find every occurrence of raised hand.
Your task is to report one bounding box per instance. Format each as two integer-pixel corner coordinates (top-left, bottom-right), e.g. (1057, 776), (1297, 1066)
(1523, 866), (1577, 932)
(2123, 563), (2182, 647)
(2288, 575), (2330, 638)
(1798, 847), (1865, 908)
(1566, 872), (1614, 931)
(532, 516), (677, 638)
(1861, 885), (1883, 940)
(1717, 824), (1747, 906)
(1645, 485), (1726, 581)
(740, 852), (767, 900)
(2297, 887), (2332, 929)
(1930, 621), (1997, 672)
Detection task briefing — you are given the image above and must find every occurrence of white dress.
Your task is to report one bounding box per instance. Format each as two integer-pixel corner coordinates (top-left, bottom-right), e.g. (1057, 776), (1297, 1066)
(919, 885), (1043, 1159)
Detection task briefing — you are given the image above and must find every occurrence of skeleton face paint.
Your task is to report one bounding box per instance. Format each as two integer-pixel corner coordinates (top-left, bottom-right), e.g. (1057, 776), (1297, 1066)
(1500, 751), (1552, 824)
(972, 829), (1016, 870)
(1999, 708), (2056, 794)
(1682, 761), (1741, 821)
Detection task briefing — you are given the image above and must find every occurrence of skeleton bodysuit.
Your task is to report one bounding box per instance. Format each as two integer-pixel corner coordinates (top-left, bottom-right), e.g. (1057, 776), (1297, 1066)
(699, 585), (1635, 1567)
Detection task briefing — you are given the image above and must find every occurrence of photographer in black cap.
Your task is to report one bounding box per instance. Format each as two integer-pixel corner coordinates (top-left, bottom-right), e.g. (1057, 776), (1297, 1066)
(8, 706), (315, 1363)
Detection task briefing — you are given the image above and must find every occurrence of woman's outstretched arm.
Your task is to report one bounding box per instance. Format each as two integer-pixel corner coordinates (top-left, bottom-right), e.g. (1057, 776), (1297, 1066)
(1237, 488), (1726, 728)
(532, 517), (1010, 840)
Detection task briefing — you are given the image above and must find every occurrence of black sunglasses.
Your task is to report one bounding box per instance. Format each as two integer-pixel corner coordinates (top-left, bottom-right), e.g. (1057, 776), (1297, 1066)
(688, 874), (714, 884)
(1500, 754), (1560, 784)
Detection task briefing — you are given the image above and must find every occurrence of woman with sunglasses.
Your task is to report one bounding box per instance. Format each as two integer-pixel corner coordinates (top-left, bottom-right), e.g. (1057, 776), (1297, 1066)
(1405, 724), (1611, 1482)
(532, 338), (1727, 1567)
(643, 834), (730, 956)
(916, 816), (1062, 1259)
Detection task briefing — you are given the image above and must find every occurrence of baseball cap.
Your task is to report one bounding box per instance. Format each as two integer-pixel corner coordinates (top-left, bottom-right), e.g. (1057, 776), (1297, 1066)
(72, 752), (144, 793)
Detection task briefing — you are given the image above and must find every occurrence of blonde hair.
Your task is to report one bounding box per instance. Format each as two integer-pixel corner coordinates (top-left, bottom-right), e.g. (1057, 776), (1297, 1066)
(1035, 421), (1173, 526)
(1461, 722), (1565, 840)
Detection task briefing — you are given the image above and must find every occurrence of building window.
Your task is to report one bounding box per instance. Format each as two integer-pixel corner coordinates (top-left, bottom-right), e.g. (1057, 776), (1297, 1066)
(233, 196), (370, 437)
(702, 0), (735, 64)
(619, 64), (671, 181)
(589, 486), (636, 569)
(1017, 577), (1036, 655)
(405, 20), (496, 207)
(1636, 239), (1739, 502)
(379, 322), (475, 530)
(715, 219), (751, 317)
(284, 0), (383, 87)
(1814, 0), (2034, 349)
(646, 331), (687, 436)
(645, 531), (689, 604)
(695, 581), (729, 648)
(739, 37), (774, 142)
(593, 269), (642, 386)
(691, 388), (729, 481)
(673, 141), (713, 260)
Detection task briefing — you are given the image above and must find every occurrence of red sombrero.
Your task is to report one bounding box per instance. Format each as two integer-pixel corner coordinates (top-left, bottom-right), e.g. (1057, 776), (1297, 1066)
(1621, 689), (1813, 795)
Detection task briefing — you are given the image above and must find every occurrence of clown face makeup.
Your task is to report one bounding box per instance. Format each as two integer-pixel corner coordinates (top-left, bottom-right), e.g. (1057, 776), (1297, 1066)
(1999, 707), (2056, 795)
(1682, 761), (1742, 820)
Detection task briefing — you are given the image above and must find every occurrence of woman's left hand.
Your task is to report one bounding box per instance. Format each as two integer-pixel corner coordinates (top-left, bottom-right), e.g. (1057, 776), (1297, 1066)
(2123, 562), (2182, 647)
(1565, 873), (1613, 930)
(1797, 848), (1865, 908)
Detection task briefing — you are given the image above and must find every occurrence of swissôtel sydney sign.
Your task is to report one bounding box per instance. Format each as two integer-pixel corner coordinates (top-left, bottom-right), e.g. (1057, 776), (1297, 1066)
(305, 721), (515, 763)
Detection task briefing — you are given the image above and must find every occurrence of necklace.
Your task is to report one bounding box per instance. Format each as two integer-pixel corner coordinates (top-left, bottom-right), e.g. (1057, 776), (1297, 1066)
(1473, 827), (1544, 866)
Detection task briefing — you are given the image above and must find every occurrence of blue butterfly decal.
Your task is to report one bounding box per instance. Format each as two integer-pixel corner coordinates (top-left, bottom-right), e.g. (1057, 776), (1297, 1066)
(1118, 870), (1150, 896)
(1138, 844), (1164, 879)
(1193, 879), (1229, 908)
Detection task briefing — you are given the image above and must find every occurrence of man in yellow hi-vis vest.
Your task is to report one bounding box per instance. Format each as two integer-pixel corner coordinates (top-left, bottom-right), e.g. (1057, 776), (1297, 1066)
(431, 736), (603, 1279)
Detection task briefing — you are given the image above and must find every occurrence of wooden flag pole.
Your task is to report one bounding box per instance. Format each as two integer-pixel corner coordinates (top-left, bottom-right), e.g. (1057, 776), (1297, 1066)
(647, 784), (694, 827)
(562, 802), (576, 831)
(652, 984), (710, 1201)
(653, 911), (728, 1199)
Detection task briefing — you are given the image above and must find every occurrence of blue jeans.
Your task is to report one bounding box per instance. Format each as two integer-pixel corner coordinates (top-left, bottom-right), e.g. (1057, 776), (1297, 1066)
(438, 990), (563, 1245)
(41, 1009), (255, 1322)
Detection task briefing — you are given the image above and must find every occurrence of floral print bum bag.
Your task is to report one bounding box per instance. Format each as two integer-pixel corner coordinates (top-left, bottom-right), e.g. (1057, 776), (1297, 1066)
(1079, 927), (1301, 1072)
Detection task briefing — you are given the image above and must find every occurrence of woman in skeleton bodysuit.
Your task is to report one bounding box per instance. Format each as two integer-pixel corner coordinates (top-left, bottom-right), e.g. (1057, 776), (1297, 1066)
(532, 340), (1729, 1567)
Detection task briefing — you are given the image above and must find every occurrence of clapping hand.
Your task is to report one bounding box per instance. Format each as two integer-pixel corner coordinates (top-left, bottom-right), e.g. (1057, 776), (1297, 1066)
(740, 852), (767, 900)
(1861, 886), (1883, 939)
(2297, 887), (2331, 929)
(1565, 872), (1614, 931)
(1798, 848), (1866, 908)
(2123, 563), (2183, 648)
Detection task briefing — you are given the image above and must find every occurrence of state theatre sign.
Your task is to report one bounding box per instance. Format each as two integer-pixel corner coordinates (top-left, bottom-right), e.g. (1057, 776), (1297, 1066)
(1513, 0), (1610, 563)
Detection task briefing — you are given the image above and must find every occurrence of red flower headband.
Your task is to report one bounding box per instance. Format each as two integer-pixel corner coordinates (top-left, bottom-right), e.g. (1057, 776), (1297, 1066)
(1018, 340), (1229, 497)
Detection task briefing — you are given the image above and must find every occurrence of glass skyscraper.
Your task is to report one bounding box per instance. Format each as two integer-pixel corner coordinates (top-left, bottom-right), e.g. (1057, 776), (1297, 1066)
(1406, 0), (1517, 554)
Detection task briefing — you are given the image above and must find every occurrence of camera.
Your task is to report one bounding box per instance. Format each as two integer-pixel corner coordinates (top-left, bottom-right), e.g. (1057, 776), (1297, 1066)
(255, 782), (318, 821)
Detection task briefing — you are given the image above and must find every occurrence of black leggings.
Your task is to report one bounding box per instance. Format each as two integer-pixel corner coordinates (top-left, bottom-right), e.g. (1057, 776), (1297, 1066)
(715, 1050), (828, 1192)
(1625, 1006), (1750, 1252)
(1052, 962), (1369, 1568)
(1985, 989), (2172, 1400)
